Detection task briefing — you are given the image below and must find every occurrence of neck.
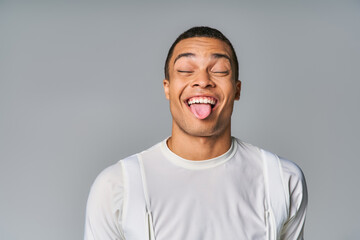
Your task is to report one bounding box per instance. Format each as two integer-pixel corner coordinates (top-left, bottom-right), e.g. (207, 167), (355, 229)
(167, 126), (232, 161)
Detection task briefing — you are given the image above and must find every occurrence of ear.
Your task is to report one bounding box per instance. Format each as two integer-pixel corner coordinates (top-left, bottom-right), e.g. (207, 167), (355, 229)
(163, 79), (170, 100)
(234, 80), (241, 100)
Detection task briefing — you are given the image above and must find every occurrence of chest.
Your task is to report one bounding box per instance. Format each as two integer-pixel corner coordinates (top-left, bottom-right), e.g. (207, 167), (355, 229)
(144, 161), (268, 240)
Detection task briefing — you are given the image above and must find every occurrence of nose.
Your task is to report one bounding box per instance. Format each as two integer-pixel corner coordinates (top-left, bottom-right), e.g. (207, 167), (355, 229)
(192, 71), (215, 88)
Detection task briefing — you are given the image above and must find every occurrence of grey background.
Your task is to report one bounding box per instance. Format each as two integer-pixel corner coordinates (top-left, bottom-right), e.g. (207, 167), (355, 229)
(1, 0), (359, 239)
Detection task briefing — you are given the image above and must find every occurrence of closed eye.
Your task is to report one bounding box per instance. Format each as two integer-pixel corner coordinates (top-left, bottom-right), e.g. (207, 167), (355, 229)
(212, 70), (230, 75)
(177, 70), (194, 73)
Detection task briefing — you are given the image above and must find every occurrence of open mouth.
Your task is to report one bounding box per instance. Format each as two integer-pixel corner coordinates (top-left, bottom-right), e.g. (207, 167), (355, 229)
(185, 96), (218, 119)
(187, 96), (217, 108)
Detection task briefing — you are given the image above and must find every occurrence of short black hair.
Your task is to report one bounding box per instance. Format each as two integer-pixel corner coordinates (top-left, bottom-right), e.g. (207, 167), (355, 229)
(164, 26), (239, 81)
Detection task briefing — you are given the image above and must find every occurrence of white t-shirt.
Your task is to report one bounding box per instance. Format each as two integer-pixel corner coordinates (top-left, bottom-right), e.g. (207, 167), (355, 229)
(84, 138), (307, 240)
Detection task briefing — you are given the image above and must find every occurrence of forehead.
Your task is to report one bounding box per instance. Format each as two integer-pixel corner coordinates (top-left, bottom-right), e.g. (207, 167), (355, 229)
(171, 37), (232, 61)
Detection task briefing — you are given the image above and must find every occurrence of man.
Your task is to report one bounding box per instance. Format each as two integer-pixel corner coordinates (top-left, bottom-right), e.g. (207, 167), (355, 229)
(84, 26), (308, 240)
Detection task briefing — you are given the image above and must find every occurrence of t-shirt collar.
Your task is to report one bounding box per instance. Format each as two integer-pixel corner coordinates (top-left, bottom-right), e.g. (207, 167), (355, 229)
(160, 137), (237, 170)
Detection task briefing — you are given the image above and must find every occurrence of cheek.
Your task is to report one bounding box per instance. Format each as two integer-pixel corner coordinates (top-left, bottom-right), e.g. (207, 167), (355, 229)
(221, 82), (237, 96)
(169, 81), (186, 98)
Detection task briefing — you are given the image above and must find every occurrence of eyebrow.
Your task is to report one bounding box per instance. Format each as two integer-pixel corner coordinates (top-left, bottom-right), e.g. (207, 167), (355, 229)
(174, 53), (195, 64)
(212, 53), (231, 63)
(173, 52), (231, 65)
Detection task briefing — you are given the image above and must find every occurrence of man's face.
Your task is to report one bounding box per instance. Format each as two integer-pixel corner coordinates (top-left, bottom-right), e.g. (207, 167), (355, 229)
(163, 37), (241, 138)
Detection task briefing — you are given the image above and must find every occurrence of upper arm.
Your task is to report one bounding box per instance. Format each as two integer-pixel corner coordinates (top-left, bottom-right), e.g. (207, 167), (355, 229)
(279, 158), (308, 240)
(84, 162), (125, 240)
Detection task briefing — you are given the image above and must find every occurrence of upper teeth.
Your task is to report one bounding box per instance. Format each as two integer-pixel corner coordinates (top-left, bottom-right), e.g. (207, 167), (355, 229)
(188, 97), (216, 105)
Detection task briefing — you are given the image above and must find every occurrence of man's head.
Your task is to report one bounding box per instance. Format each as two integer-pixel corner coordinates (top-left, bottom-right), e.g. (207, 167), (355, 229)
(163, 26), (241, 140)
(165, 26), (239, 81)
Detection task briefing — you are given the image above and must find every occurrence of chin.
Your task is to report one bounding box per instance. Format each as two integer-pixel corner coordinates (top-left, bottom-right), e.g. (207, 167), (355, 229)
(173, 116), (230, 138)
(188, 130), (214, 138)
(183, 124), (222, 138)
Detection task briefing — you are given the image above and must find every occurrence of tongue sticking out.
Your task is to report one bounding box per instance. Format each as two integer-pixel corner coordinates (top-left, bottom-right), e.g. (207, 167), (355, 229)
(190, 104), (212, 119)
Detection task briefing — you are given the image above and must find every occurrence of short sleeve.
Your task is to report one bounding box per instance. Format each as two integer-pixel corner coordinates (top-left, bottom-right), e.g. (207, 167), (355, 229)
(84, 162), (125, 240)
(279, 158), (308, 240)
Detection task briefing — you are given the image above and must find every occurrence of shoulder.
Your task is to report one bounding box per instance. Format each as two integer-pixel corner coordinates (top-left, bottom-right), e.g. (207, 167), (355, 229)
(87, 161), (125, 212)
(234, 138), (307, 196)
(278, 156), (307, 208)
(234, 138), (306, 179)
(85, 162), (126, 239)
(233, 138), (261, 153)
(91, 140), (163, 190)
(278, 157), (306, 185)
(91, 161), (124, 191)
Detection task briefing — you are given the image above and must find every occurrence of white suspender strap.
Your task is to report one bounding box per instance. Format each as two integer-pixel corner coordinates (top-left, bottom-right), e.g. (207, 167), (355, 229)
(262, 149), (289, 240)
(121, 154), (155, 240)
(138, 154), (156, 240)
